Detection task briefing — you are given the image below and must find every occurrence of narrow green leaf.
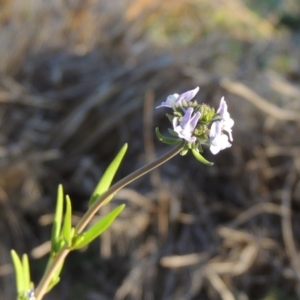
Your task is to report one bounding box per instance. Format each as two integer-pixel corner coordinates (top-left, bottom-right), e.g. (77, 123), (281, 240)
(62, 195), (72, 246)
(46, 276), (60, 293)
(51, 185), (64, 254)
(73, 204), (125, 249)
(72, 234), (85, 249)
(22, 254), (31, 292)
(88, 144), (128, 207)
(191, 148), (214, 166)
(155, 127), (182, 144)
(11, 250), (24, 294)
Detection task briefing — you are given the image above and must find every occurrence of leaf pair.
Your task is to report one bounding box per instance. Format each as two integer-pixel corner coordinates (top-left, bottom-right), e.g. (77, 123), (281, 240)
(11, 144), (128, 298)
(51, 185), (73, 254)
(10, 251), (33, 299)
(51, 143), (128, 250)
(74, 144), (128, 248)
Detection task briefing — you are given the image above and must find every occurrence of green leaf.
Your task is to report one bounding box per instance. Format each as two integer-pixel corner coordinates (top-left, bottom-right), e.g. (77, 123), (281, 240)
(73, 204), (125, 249)
(72, 234), (85, 248)
(155, 127), (181, 145)
(155, 127), (181, 144)
(88, 144), (128, 207)
(51, 185), (64, 254)
(191, 148), (214, 166)
(22, 254), (31, 292)
(62, 195), (72, 246)
(46, 276), (60, 293)
(11, 250), (24, 294)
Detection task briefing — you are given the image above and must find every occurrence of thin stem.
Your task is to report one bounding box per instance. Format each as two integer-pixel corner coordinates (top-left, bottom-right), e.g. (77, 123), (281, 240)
(34, 141), (184, 300)
(75, 141), (184, 234)
(35, 247), (70, 300)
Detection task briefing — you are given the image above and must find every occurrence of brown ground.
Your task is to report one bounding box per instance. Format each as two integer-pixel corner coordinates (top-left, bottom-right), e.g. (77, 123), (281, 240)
(0, 0), (300, 299)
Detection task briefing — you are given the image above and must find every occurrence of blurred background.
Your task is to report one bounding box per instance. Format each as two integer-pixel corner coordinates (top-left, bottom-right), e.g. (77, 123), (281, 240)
(0, 0), (300, 299)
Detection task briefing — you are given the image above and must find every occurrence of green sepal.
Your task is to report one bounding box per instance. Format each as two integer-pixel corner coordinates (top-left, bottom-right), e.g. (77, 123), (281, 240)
(51, 185), (64, 254)
(196, 142), (204, 153)
(167, 128), (177, 136)
(180, 142), (190, 156)
(62, 195), (72, 246)
(200, 105), (215, 123)
(191, 148), (214, 166)
(88, 144), (128, 207)
(11, 250), (24, 294)
(166, 113), (174, 123)
(73, 204), (125, 249)
(155, 127), (181, 145)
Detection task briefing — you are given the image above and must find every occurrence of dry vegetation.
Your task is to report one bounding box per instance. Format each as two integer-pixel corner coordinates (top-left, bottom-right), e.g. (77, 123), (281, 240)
(0, 0), (300, 299)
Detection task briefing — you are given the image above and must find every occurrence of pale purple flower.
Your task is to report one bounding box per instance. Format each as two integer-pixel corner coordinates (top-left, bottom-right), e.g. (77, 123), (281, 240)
(209, 120), (232, 154)
(209, 97), (234, 155)
(173, 107), (201, 142)
(217, 97), (234, 141)
(156, 87), (199, 108)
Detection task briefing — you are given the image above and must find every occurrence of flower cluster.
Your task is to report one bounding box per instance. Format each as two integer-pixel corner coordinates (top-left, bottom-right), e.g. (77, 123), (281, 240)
(156, 87), (234, 163)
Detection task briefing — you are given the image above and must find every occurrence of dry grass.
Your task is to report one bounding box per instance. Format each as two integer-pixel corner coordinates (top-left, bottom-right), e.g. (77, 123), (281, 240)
(0, 0), (300, 299)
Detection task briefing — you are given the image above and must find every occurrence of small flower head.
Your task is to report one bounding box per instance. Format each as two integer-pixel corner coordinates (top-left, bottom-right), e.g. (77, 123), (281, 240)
(155, 86), (234, 164)
(156, 86), (199, 108)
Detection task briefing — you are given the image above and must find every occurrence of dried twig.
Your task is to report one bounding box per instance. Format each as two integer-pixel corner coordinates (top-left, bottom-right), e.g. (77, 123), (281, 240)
(281, 171), (300, 293)
(220, 78), (299, 121)
(160, 253), (208, 268)
(206, 271), (235, 300)
(228, 203), (282, 228)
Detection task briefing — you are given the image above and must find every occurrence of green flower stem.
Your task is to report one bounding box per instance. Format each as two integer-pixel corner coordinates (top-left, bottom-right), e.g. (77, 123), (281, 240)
(75, 141), (184, 234)
(34, 141), (184, 300)
(35, 246), (69, 300)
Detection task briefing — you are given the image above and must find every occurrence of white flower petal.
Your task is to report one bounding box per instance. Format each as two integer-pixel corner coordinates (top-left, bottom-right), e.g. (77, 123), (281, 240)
(210, 134), (231, 155)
